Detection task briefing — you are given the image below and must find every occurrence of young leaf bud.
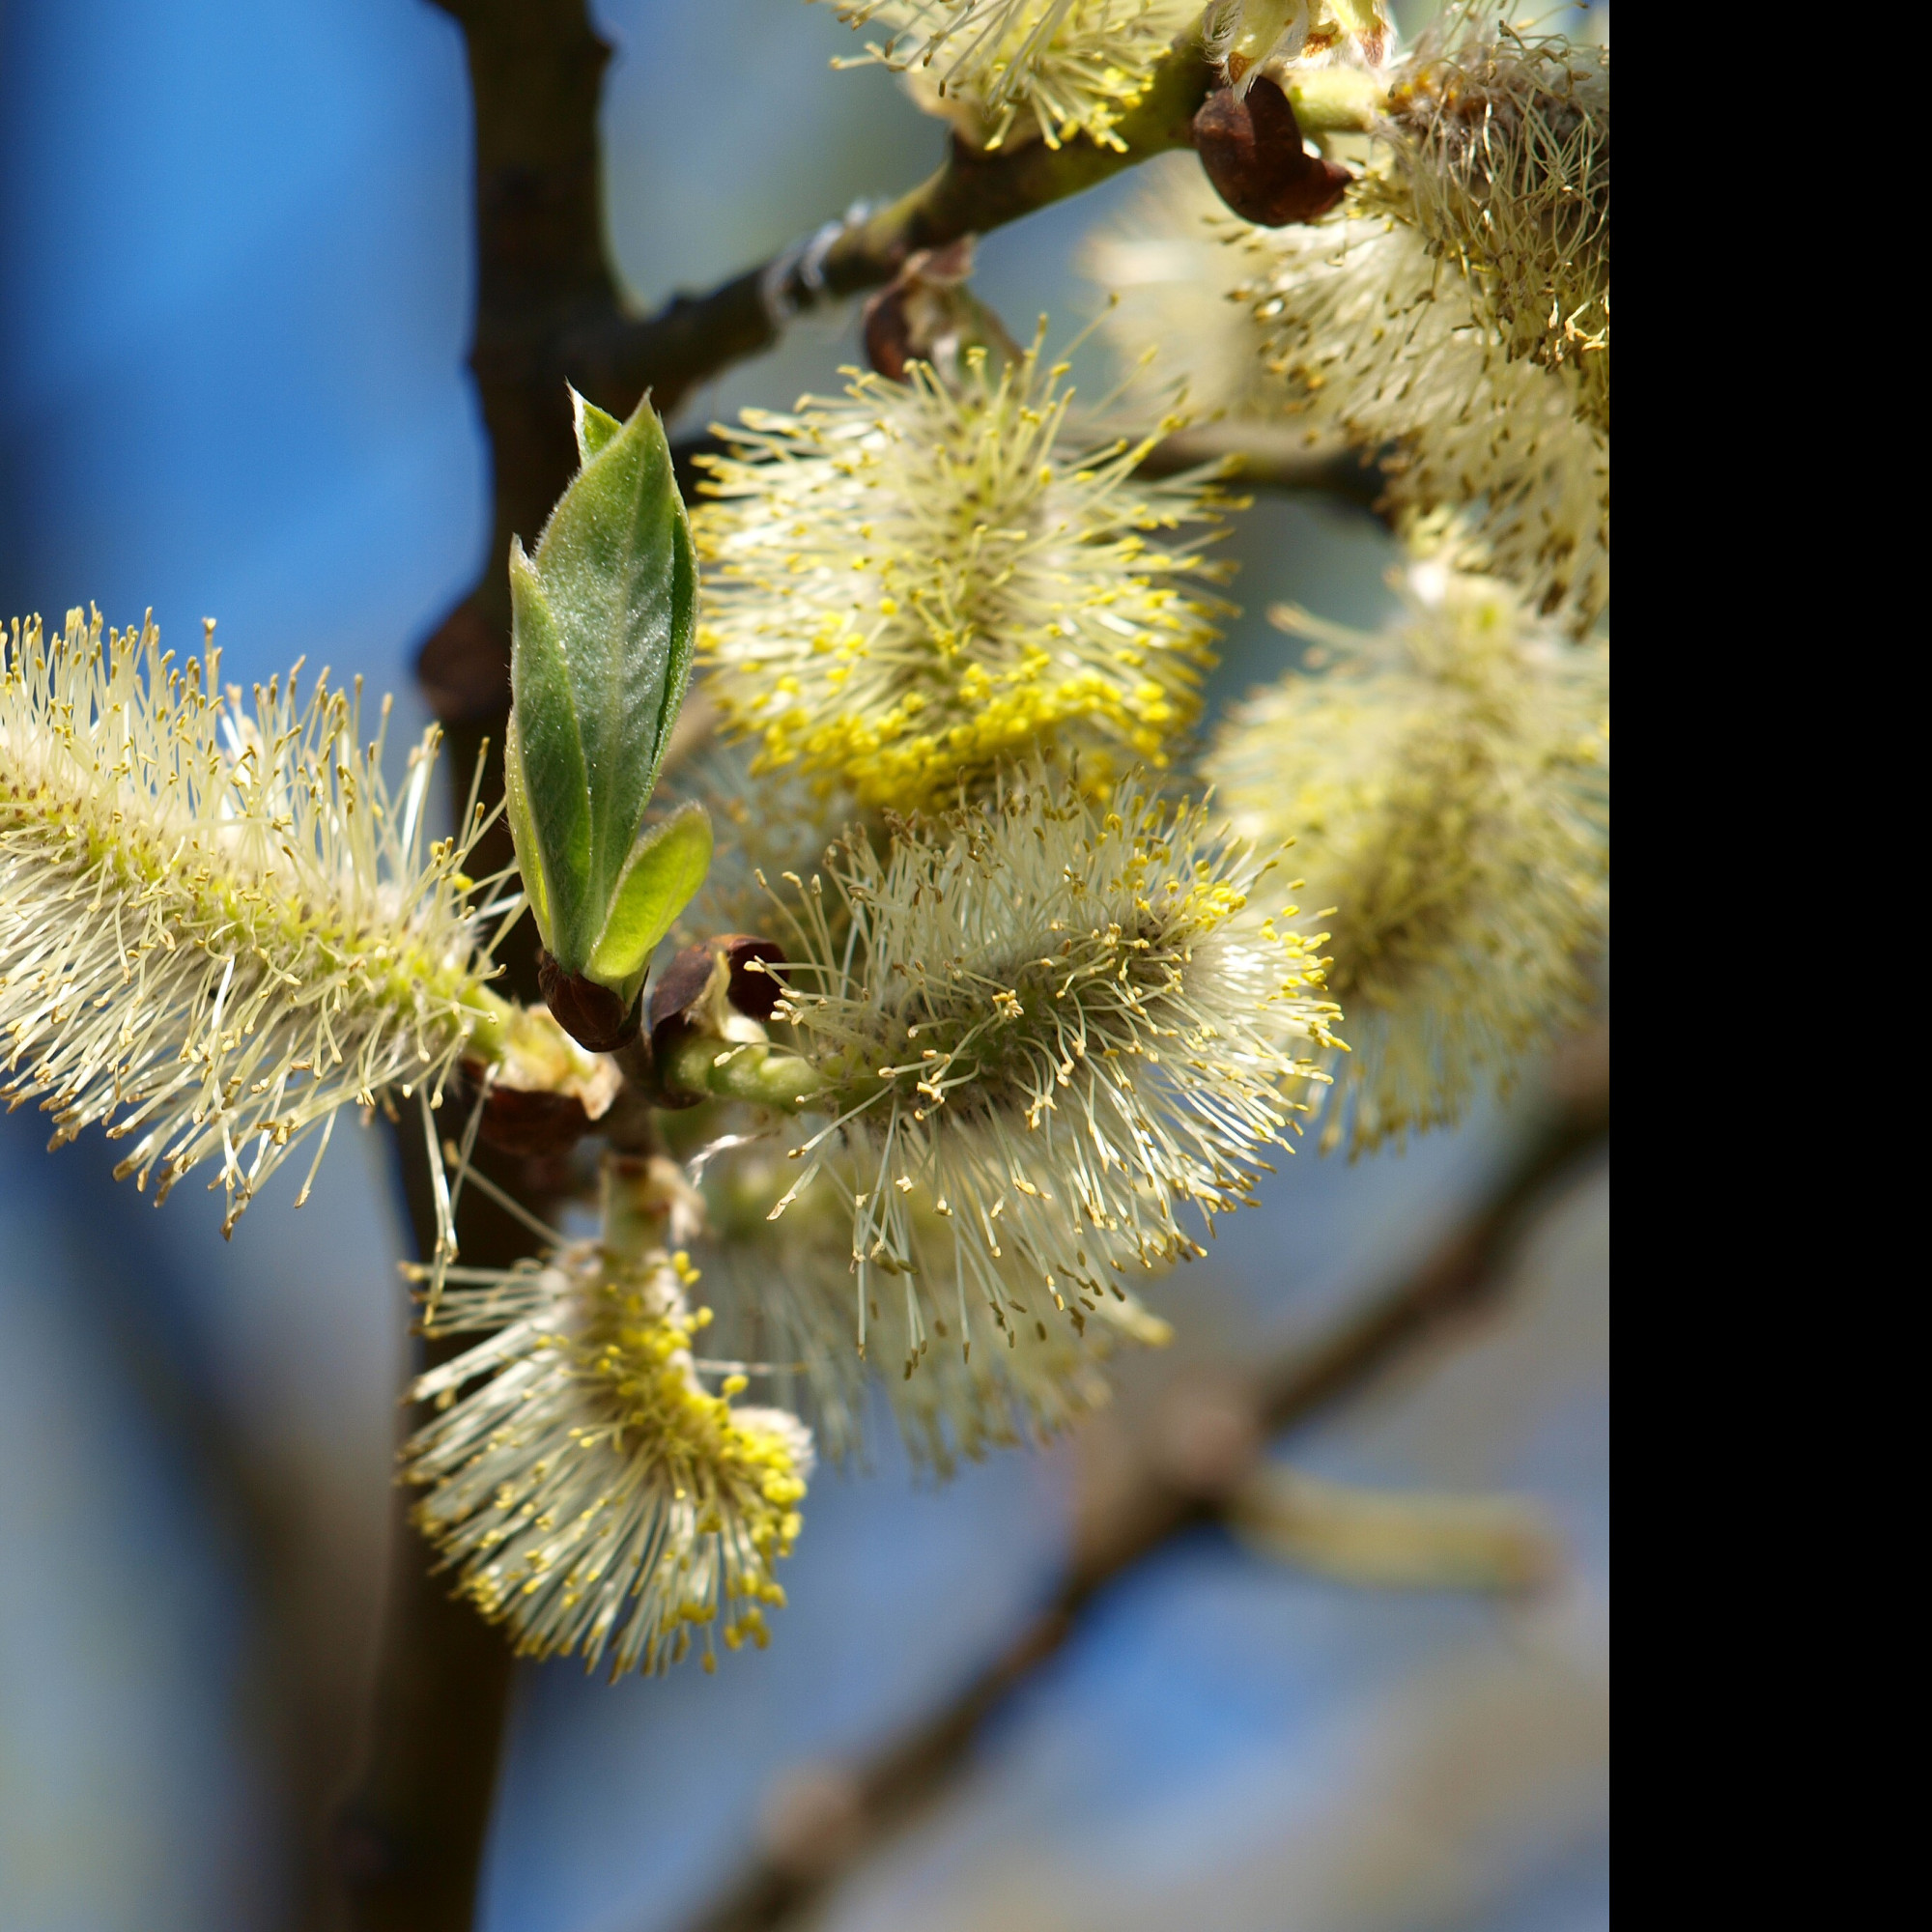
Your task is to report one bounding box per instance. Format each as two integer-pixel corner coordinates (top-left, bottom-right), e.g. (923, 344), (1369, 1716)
(648, 935), (787, 1104)
(1193, 76), (1350, 226)
(504, 387), (712, 1049)
(861, 239), (1021, 386)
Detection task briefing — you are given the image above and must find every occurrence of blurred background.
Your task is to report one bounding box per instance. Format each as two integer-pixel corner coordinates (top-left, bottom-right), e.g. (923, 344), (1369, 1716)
(0, 4), (1607, 1929)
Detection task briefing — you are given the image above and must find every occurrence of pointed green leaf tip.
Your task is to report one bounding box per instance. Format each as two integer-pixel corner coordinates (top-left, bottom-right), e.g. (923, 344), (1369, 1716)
(587, 803), (713, 994)
(505, 386), (706, 1005)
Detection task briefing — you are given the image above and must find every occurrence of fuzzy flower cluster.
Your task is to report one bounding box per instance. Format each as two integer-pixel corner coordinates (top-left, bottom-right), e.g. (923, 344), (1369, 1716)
(1201, 0), (1392, 91)
(817, 0), (1201, 152)
(742, 768), (1337, 1384)
(1369, 13), (1609, 426)
(406, 1166), (812, 1677)
(663, 752), (1168, 1472)
(1085, 153), (1293, 420)
(1205, 559), (1608, 1153)
(1193, 14), (1608, 626)
(0, 611), (500, 1230)
(692, 1134), (1171, 1472)
(695, 339), (1231, 812)
(1260, 210), (1607, 626)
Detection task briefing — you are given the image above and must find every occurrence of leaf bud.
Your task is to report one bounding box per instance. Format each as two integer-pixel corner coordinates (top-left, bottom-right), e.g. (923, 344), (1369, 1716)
(648, 935), (787, 1105)
(504, 387), (714, 1050)
(861, 239), (1021, 386)
(1192, 76), (1351, 227)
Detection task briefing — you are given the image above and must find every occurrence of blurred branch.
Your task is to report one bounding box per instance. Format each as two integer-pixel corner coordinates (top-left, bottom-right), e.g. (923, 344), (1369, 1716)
(558, 39), (1215, 428)
(680, 1029), (1609, 1932)
(337, 4), (615, 1926)
(1226, 1467), (1560, 1593)
(1133, 424), (1390, 508)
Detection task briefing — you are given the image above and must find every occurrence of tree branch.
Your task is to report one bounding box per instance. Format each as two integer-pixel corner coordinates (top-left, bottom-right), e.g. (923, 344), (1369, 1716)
(333, 1126), (567, 1932)
(337, 6), (619, 1926)
(559, 39), (1217, 429)
(1133, 424), (1390, 508)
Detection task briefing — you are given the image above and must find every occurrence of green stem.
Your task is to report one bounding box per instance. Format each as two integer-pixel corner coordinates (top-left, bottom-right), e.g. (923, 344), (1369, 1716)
(1284, 67), (1383, 132)
(659, 1033), (831, 1111)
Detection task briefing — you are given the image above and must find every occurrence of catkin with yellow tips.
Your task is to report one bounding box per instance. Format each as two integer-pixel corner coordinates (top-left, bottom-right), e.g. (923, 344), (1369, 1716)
(0, 609), (504, 1230)
(815, 0), (1202, 152)
(1238, 13), (1607, 626)
(690, 1133), (1172, 1474)
(406, 1160), (812, 1678)
(1205, 558), (1608, 1153)
(695, 333), (1233, 814)
(751, 765), (1340, 1353)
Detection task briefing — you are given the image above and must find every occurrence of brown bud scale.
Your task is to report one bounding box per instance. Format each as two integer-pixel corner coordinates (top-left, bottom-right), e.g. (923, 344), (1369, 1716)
(1193, 78), (1352, 228)
(646, 935), (788, 1104)
(537, 948), (640, 1054)
(470, 1077), (595, 1157)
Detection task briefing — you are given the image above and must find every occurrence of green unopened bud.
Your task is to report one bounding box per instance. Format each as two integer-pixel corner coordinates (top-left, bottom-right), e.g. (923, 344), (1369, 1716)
(504, 388), (711, 1045)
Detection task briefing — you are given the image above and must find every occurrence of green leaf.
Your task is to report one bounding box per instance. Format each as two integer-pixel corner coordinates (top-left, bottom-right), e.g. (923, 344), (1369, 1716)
(506, 388), (698, 978)
(501, 712), (553, 948)
(587, 803), (714, 1001)
(571, 387), (623, 466)
(507, 541), (593, 960)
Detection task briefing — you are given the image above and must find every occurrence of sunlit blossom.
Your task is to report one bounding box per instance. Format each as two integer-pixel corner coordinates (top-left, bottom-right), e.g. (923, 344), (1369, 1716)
(695, 336), (1232, 811)
(1206, 558), (1608, 1151)
(0, 609), (505, 1230)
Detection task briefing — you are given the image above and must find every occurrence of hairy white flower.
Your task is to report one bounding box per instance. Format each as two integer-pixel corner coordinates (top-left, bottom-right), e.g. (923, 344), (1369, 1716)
(1378, 11), (1609, 419)
(817, 0), (1201, 151)
(1241, 15), (1608, 626)
(750, 767), (1338, 1357)
(1084, 153), (1293, 421)
(695, 337), (1232, 813)
(1, 610), (504, 1229)
(406, 1159), (811, 1677)
(1205, 559), (1608, 1152)
(651, 756), (1178, 1471)
(691, 1135), (1171, 1472)
(1201, 0), (1392, 91)
(1256, 213), (1606, 626)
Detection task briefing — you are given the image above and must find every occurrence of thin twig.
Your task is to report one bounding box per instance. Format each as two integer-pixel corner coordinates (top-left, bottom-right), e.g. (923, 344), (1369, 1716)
(1134, 423), (1390, 507)
(559, 39), (1216, 427)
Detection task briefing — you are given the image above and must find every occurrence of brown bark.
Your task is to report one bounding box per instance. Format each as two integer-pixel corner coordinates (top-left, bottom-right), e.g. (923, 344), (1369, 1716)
(333, 8), (616, 1925)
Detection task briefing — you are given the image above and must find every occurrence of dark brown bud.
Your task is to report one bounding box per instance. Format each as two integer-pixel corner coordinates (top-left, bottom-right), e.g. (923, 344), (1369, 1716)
(1192, 77), (1352, 227)
(646, 935), (787, 1104)
(536, 948), (640, 1054)
(648, 934), (787, 1034)
(470, 1078), (595, 1157)
(861, 238), (1022, 384)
